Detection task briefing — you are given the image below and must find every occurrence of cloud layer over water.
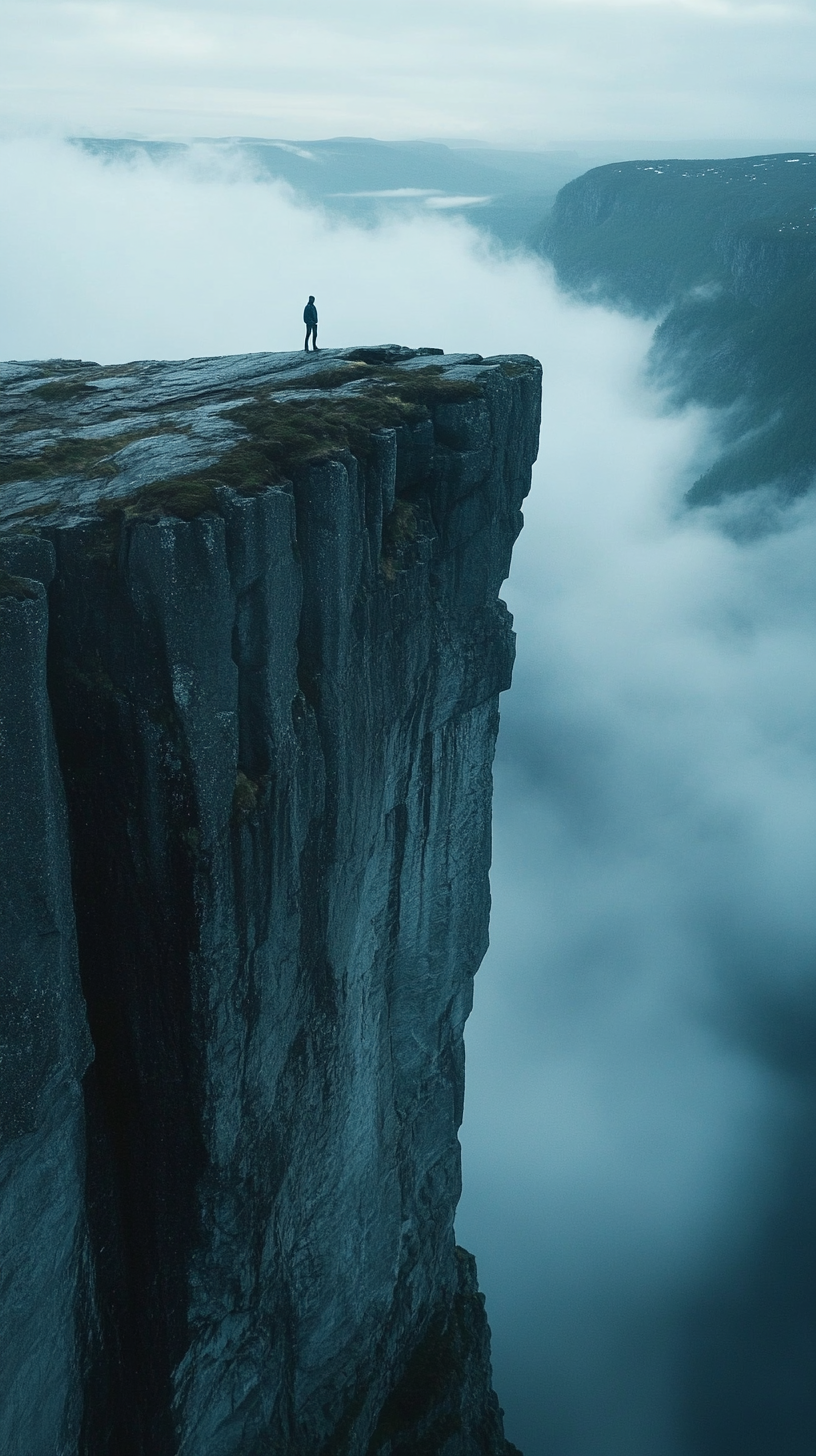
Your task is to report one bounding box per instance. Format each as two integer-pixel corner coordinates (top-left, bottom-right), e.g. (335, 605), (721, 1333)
(3, 138), (815, 1456)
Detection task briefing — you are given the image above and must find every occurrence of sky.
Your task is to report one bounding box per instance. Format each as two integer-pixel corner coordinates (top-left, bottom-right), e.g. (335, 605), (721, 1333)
(2, 0), (816, 146)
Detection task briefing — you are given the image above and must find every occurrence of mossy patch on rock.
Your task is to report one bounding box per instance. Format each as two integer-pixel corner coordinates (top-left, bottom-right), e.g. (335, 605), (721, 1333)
(367, 364), (484, 406)
(31, 379), (96, 404)
(0, 569), (40, 601)
(0, 432), (144, 488)
(380, 499), (418, 583)
(228, 388), (422, 472)
(118, 476), (221, 522)
(269, 363), (372, 392)
(232, 770), (260, 822)
(1, 352), (489, 539)
(93, 368), (484, 525)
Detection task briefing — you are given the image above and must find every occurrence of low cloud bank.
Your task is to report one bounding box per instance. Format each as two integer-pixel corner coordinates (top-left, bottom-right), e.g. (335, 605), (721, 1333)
(3, 137), (815, 1456)
(0, 136), (541, 363)
(458, 299), (816, 1454)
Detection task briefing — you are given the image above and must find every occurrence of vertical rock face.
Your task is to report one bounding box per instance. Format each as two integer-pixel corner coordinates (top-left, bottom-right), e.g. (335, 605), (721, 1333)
(0, 547), (92, 1456)
(0, 346), (540, 1455)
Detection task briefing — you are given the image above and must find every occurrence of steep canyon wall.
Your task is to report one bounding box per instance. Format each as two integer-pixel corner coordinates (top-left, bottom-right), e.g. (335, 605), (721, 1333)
(538, 153), (816, 502)
(0, 346), (540, 1456)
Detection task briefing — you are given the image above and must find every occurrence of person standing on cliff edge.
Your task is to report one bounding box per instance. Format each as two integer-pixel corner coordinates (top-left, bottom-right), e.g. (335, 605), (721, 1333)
(303, 296), (319, 351)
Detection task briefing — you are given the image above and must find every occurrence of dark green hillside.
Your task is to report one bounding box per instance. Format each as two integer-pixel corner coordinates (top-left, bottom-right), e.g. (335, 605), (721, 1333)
(538, 155), (816, 503)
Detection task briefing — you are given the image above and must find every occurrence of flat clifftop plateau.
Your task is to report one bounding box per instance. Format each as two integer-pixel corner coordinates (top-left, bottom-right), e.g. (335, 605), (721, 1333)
(537, 154), (816, 504)
(0, 344), (531, 530)
(0, 345), (540, 1456)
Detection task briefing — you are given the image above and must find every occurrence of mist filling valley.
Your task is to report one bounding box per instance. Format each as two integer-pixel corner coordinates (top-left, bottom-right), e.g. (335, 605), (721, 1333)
(3, 138), (815, 1456)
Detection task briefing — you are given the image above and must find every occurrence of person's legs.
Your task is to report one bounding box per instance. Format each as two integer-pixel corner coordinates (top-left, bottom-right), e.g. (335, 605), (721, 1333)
(304, 327), (310, 351)
(312, 326), (319, 352)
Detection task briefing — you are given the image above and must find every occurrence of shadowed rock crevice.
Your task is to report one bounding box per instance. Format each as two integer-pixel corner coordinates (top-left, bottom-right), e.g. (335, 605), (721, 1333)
(367, 1247), (522, 1456)
(46, 524), (214, 1455)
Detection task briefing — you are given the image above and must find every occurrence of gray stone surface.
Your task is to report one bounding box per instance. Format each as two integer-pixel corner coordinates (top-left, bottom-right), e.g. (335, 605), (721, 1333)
(0, 576), (92, 1456)
(0, 346), (540, 1454)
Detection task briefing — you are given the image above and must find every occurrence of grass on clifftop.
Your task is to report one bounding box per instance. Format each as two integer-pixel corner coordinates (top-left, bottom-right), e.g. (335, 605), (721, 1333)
(1, 360), (487, 530)
(31, 379), (97, 404)
(0, 432), (144, 488)
(103, 366), (483, 522)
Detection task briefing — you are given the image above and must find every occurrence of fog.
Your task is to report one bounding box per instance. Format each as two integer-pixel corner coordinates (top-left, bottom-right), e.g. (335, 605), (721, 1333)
(3, 139), (815, 1455)
(0, 137), (543, 364)
(457, 320), (816, 1453)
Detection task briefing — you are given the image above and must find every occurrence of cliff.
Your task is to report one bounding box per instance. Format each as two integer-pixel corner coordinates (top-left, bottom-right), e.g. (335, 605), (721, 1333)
(0, 345), (540, 1456)
(537, 154), (816, 503)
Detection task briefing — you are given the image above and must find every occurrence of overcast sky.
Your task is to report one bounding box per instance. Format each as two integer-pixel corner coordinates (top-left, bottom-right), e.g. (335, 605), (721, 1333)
(2, 0), (816, 146)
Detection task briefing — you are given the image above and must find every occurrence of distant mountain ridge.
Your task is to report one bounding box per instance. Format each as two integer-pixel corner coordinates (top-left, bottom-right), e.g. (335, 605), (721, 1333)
(74, 135), (585, 246)
(537, 154), (816, 505)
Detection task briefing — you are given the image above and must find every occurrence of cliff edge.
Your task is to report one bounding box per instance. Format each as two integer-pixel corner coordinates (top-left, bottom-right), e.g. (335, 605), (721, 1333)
(0, 344), (540, 1455)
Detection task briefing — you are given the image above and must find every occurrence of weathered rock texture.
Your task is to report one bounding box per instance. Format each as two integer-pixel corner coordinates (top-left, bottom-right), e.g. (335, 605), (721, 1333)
(0, 345), (539, 1455)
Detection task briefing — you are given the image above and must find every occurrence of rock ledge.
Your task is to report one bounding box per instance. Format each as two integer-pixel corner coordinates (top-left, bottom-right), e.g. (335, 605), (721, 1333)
(0, 346), (541, 1456)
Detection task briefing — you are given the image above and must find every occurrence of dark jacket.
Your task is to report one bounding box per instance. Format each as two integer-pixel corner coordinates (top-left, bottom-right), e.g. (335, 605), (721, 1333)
(303, 302), (318, 325)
